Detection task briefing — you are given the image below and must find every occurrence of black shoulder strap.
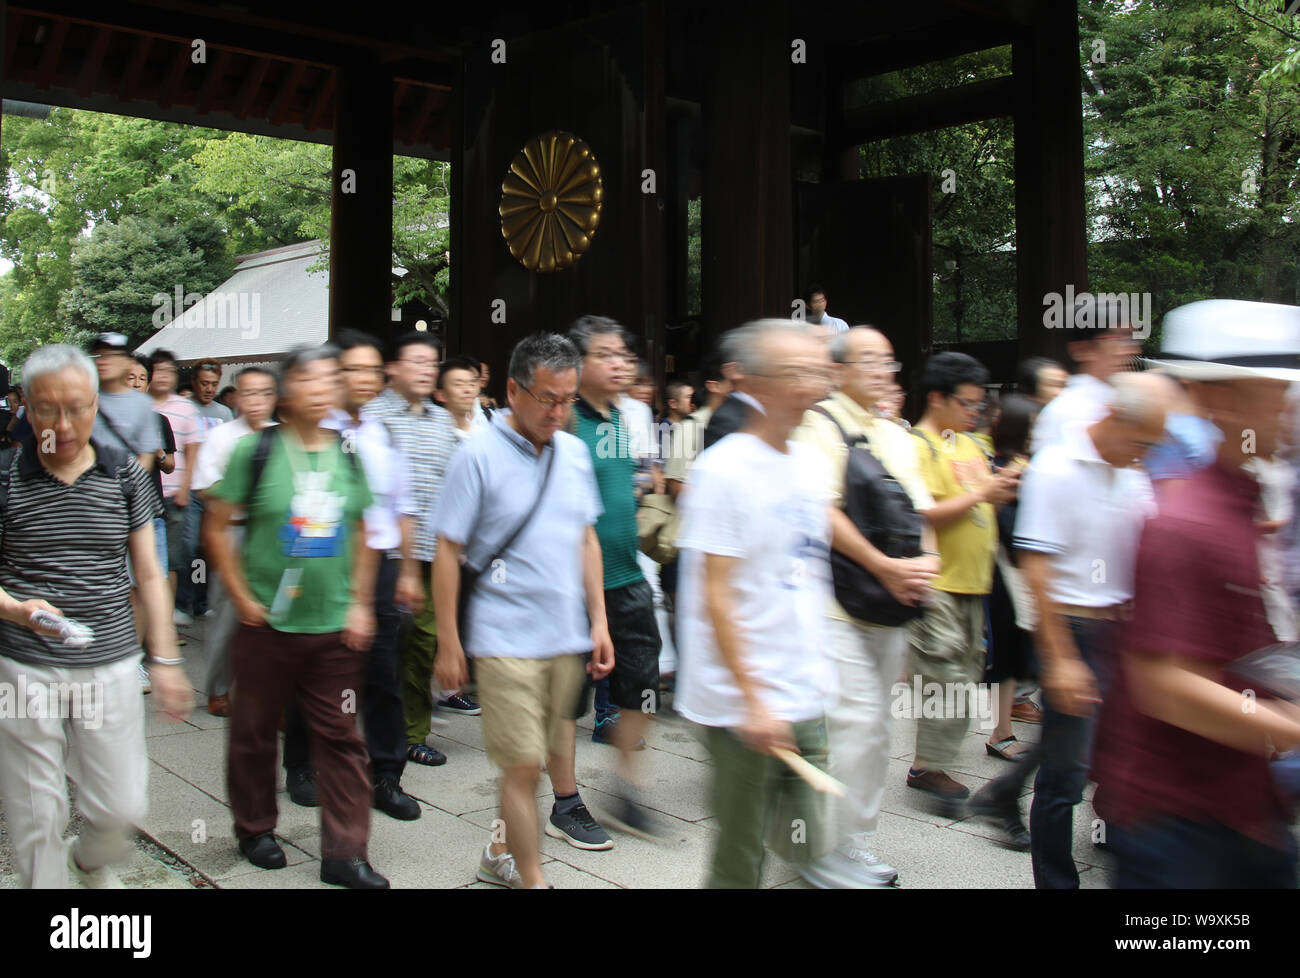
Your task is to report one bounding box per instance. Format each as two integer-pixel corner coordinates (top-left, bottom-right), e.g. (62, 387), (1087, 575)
(467, 440), (558, 575)
(0, 445), (17, 519)
(249, 425), (278, 499)
(96, 405), (139, 455)
(811, 403), (862, 449)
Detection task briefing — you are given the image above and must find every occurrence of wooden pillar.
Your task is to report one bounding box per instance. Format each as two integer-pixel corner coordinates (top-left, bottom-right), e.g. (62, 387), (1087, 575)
(330, 62), (394, 343)
(701, 1), (793, 350)
(1013, 2), (1087, 366)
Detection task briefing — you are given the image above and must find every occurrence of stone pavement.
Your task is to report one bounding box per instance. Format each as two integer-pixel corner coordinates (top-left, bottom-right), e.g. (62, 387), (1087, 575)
(3, 615), (1118, 889)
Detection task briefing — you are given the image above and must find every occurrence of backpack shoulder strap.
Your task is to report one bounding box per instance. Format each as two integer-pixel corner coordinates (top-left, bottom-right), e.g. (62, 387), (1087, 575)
(909, 426), (940, 461)
(248, 425), (278, 499)
(811, 403), (857, 448)
(0, 445), (18, 520)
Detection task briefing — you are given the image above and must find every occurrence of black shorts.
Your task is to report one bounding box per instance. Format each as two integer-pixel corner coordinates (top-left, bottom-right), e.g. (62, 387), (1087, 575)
(572, 578), (661, 718)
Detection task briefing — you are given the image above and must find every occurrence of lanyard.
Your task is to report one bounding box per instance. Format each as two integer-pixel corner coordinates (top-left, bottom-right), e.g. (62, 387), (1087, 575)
(280, 428), (339, 489)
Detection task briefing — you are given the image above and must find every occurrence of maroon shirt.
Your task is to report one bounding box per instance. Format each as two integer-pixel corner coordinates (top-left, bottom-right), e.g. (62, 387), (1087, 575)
(1093, 461), (1290, 847)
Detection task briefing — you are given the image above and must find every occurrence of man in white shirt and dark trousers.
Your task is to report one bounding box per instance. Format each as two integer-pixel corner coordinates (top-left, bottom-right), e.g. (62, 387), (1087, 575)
(676, 320), (838, 888)
(972, 372), (1164, 885)
(191, 366), (277, 717)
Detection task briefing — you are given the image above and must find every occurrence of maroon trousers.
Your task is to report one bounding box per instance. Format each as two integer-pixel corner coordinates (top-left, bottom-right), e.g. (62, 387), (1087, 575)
(228, 624), (371, 860)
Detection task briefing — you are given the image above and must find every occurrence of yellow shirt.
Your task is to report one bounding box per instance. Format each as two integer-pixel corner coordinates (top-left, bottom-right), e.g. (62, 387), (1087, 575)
(912, 426), (996, 595)
(793, 393), (936, 625)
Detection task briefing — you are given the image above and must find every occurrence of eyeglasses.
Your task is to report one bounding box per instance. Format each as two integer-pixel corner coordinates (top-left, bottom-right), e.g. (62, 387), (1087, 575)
(398, 358), (438, 368)
(753, 369), (835, 385)
(341, 366), (386, 376)
(519, 383), (579, 408)
(845, 359), (901, 373)
(589, 351), (636, 364)
(29, 402), (96, 422)
(949, 393), (987, 411)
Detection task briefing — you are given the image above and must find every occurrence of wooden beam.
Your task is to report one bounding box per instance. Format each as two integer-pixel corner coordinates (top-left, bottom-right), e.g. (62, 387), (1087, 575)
(267, 60), (304, 126)
(75, 24), (112, 97)
(34, 16), (67, 90)
(193, 45), (230, 114)
(155, 37), (189, 110)
(401, 85), (439, 146)
(232, 54), (268, 119)
(117, 31), (151, 101)
(305, 68), (334, 132)
(833, 75), (1014, 148)
(5, 11), (23, 74)
(840, 23), (1013, 83)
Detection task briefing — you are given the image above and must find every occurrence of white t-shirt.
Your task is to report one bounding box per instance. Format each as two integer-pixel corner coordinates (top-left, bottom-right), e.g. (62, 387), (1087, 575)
(191, 416), (263, 492)
(674, 434), (835, 727)
(618, 394), (656, 460)
(1029, 373), (1112, 454)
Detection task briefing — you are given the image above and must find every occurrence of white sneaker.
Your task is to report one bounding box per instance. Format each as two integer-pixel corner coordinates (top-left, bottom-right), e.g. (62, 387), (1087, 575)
(476, 843), (523, 888)
(173, 609), (194, 626)
(68, 848), (125, 889)
(138, 662), (152, 694)
(801, 843), (899, 889)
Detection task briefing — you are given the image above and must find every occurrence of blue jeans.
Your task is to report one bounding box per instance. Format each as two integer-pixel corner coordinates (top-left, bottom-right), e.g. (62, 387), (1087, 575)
(594, 677), (614, 721)
(176, 494), (204, 613)
(1112, 817), (1297, 888)
(152, 516), (167, 578)
(1029, 616), (1117, 889)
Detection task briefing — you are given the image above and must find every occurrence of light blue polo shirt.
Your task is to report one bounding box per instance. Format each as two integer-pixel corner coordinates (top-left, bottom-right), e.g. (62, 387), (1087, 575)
(434, 410), (603, 658)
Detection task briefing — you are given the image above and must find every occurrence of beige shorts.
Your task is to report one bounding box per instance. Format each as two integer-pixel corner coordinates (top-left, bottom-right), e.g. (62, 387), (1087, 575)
(475, 653), (588, 768)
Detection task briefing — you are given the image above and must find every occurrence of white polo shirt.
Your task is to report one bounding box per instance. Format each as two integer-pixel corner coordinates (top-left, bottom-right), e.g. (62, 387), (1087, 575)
(322, 409), (416, 553)
(191, 416), (273, 492)
(1030, 373), (1113, 453)
(1014, 421), (1156, 607)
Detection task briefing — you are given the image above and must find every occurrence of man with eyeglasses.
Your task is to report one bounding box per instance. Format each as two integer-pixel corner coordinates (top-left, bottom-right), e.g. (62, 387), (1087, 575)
(556, 315), (664, 845)
(362, 331), (462, 767)
(904, 352), (1020, 815)
(793, 326), (938, 886)
(432, 332), (614, 888)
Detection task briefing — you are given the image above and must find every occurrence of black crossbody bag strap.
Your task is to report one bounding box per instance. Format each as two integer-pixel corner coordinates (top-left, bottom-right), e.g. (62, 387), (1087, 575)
(465, 440), (558, 577)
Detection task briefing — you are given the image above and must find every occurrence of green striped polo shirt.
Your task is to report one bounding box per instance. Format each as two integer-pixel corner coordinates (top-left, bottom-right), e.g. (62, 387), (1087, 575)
(572, 396), (644, 590)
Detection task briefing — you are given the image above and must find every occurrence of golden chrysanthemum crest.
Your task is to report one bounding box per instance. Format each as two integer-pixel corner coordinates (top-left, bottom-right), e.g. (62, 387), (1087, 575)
(500, 130), (603, 273)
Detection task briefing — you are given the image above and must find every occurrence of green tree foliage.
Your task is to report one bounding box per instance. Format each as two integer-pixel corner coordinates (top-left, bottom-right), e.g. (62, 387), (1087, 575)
(855, 47), (1017, 344)
(1081, 0), (1300, 337)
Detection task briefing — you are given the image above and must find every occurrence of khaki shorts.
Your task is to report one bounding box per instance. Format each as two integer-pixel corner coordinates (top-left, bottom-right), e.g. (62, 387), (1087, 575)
(475, 653), (588, 768)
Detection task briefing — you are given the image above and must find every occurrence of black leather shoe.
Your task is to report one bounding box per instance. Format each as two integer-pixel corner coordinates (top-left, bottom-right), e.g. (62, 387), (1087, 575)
(374, 778), (421, 821)
(287, 768), (319, 807)
(239, 832), (287, 869)
(320, 857), (390, 889)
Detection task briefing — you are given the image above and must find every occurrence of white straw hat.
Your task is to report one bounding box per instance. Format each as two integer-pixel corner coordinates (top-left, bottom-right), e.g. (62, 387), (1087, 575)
(1143, 299), (1300, 382)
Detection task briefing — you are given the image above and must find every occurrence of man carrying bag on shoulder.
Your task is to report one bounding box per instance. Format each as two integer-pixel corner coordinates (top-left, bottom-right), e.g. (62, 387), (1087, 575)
(793, 327), (938, 888)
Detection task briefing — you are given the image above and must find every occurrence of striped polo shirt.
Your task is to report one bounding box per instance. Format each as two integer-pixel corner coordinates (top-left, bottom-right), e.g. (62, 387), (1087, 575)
(361, 386), (459, 563)
(0, 438), (157, 667)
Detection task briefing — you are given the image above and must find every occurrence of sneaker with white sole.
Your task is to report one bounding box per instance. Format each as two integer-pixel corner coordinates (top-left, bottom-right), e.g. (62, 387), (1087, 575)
(476, 844), (524, 888)
(173, 609), (194, 626)
(436, 692), (481, 715)
(138, 662), (152, 694)
(545, 802), (614, 850)
(801, 843), (900, 888)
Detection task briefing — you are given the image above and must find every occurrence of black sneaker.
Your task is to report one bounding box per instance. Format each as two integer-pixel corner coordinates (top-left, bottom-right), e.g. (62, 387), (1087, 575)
(545, 802), (614, 850)
(287, 768), (319, 807)
(373, 778), (421, 820)
(436, 692), (481, 716)
(968, 787), (1030, 851)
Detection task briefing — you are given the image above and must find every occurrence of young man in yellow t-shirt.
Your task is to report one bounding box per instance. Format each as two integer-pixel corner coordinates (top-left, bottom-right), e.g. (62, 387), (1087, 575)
(907, 353), (1020, 815)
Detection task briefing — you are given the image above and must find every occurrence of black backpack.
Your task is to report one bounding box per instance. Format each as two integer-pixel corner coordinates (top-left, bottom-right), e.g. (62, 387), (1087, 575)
(814, 406), (925, 627)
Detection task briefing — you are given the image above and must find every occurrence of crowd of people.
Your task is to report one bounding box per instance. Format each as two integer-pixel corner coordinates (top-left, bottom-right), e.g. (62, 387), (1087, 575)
(1, 291), (1298, 890)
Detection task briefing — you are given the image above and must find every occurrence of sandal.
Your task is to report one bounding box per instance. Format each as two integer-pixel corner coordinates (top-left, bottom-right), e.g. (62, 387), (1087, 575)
(985, 736), (1030, 761)
(406, 743), (447, 767)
